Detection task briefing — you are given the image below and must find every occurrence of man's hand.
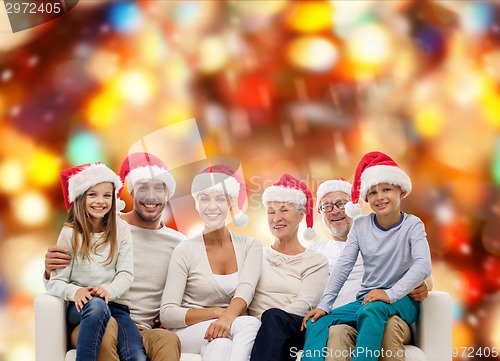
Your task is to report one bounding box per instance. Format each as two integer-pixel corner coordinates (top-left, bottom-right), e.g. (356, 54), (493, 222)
(44, 246), (71, 279)
(408, 281), (429, 301)
(74, 287), (93, 312)
(362, 289), (390, 305)
(301, 308), (327, 331)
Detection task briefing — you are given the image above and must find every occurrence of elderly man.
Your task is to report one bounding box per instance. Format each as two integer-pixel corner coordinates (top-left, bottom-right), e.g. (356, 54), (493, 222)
(44, 152), (185, 361)
(310, 178), (431, 361)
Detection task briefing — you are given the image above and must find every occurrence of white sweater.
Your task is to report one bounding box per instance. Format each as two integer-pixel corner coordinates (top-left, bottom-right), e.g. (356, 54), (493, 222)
(248, 247), (329, 318)
(128, 223), (186, 329)
(160, 231), (263, 329)
(46, 217), (134, 306)
(309, 238), (364, 309)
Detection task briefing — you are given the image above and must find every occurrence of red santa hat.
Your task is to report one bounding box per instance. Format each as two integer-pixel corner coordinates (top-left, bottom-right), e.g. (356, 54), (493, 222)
(315, 178), (352, 212)
(262, 173), (316, 240)
(118, 152), (176, 199)
(191, 163), (249, 228)
(345, 151), (412, 218)
(60, 162), (122, 210)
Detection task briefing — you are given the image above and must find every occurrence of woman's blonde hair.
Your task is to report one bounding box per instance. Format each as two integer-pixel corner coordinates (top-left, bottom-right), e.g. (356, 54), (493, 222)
(65, 184), (118, 266)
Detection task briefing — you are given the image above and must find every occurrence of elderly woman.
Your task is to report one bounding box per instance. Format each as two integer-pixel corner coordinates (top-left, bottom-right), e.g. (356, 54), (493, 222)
(248, 173), (329, 361)
(160, 164), (262, 361)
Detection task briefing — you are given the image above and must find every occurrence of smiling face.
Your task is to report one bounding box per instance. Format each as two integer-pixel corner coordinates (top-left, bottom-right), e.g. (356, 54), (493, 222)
(131, 179), (168, 223)
(266, 201), (304, 242)
(195, 191), (232, 231)
(319, 191), (352, 241)
(85, 182), (113, 225)
(366, 182), (405, 218)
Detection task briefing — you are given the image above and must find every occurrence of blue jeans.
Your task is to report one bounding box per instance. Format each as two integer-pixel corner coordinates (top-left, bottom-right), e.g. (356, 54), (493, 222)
(302, 296), (419, 361)
(68, 298), (147, 361)
(250, 308), (305, 361)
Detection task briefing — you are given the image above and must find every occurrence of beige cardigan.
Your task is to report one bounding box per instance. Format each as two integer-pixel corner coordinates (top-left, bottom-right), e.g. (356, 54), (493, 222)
(160, 231), (263, 329)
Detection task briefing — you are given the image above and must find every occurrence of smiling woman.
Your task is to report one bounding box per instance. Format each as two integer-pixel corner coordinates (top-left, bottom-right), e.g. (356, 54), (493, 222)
(159, 163), (263, 361)
(248, 173), (329, 361)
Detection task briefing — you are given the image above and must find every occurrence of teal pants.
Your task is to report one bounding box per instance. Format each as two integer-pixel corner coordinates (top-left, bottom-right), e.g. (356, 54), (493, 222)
(302, 296), (419, 361)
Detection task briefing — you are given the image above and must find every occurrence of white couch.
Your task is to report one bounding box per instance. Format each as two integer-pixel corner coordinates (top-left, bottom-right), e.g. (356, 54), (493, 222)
(34, 291), (452, 361)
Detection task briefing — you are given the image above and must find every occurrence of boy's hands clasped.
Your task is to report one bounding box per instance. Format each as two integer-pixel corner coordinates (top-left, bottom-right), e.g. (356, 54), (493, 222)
(74, 285), (110, 312)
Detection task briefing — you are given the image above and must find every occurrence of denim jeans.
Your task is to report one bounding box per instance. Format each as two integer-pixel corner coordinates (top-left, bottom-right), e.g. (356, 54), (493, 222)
(250, 308), (305, 361)
(68, 298), (147, 361)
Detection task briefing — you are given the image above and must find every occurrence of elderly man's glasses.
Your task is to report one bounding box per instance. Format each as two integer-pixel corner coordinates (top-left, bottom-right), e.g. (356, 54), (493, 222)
(319, 200), (348, 213)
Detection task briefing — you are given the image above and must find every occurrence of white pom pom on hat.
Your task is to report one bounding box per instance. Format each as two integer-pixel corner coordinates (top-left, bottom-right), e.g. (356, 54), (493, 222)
(262, 173), (316, 240)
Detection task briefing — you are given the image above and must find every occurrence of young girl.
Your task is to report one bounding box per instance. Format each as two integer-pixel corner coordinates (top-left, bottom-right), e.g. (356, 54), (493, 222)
(46, 162), (146, 361)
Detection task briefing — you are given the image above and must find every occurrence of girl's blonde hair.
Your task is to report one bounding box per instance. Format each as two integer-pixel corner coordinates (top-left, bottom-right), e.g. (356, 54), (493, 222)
(65, 183), (118, 266)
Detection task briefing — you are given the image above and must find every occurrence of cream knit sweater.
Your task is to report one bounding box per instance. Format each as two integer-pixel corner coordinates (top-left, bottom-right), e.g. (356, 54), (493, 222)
(160, 231), (263, 329)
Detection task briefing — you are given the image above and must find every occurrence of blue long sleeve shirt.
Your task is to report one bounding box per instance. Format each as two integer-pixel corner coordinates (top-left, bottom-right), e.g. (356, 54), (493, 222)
(317, 212), (432, 311)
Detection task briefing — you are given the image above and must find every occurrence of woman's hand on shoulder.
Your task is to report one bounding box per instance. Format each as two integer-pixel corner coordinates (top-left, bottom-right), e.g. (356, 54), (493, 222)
(301, 308), (327, 331)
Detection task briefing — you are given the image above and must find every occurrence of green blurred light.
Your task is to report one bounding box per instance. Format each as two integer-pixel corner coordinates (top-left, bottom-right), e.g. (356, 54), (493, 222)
(492, 141), (500, 185)
(66, 132), (104, 165)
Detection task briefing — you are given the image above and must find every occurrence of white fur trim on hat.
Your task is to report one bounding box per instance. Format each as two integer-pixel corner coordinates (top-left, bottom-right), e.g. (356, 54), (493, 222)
(68, 163), (122, 204)
(191, 173), (240, 197)
(127, 165), (176, 198)
(359, 164), (412, 201)
(262, 186), (307, 206)
(316, 180), (352, 210)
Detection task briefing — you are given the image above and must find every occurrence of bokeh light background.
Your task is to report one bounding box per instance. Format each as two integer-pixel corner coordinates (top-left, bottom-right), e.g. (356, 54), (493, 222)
(1, 0), (500, 360)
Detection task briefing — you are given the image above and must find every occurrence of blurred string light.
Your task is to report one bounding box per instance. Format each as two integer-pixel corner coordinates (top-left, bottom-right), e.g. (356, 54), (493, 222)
(228, 0), (288, 32)
(284, 1), (332, 33)
(159, 103), (193, 127)
(66, 132), (104, 165)
(86, 49), (120, 83)
(287, 36), (338, 72)
(113, 69), (157, 106)
(13, 192), (50, 227)
(108, 1), (143, 33)
(345, 23), (392, 78)
(0, 160), (25, 193)
(172, 1), (203, 25)
(453, 322), (475, 350)
(413, 104), (445, 138)
(330, 0), (374, 34)
(135, 27), (168, 66)
(86, 91), (121, 129)
(26, 150), (61, 188)
(198, 36), (229, 74)
(492, 140), (500, 186)
(459, 2), (494, 36)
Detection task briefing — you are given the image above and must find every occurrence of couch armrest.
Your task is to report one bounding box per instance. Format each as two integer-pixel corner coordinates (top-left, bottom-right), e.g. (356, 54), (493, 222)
(34, 294), (68, 361)
(415, 290), (452, 361)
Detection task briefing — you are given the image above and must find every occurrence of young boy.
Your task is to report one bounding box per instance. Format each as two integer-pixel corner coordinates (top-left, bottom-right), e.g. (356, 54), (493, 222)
(300, 151), (432, 361)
